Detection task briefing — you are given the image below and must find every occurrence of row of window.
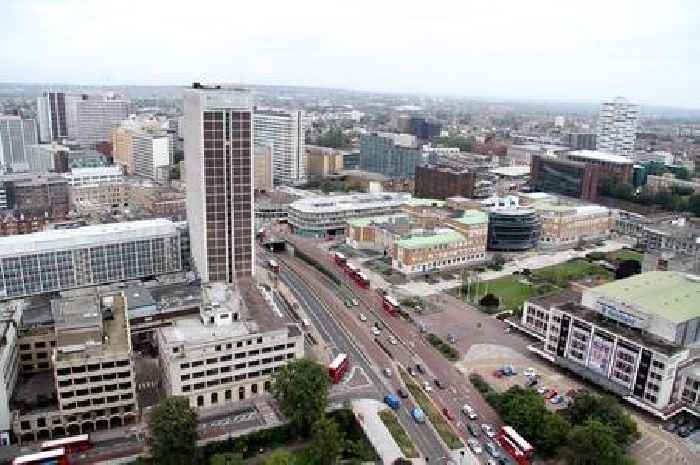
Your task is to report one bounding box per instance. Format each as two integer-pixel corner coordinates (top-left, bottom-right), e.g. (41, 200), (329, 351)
(176, 341), (294, 361)
(20, 405), (135, 430)
(180, 353), (294, 381)
(19, 340), (56, 351)
(60, 382), (132, 400)
(58, 370), (131, 387)
(62, 393), (133, 411)
(181, 365), (283, 393)
(56, 360), (130, 376)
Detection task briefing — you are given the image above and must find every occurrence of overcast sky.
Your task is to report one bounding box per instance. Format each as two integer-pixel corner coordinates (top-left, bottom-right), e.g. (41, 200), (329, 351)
(1, 0), (698, 108)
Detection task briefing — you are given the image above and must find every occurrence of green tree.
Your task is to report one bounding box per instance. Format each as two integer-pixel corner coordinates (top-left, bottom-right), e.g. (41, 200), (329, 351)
(310, 416), (345, 465)
(689, 194), (700, 216)
(271, 359), (331, 435)
(263, 450), (297, 465)
(675, 167), (691, 180)
(564, 391), (639, 446)
(148, 397), (198, 465)
(318, 128), (350, 148)
(564, 420), (634, 465)
(209, 452), (244, 465)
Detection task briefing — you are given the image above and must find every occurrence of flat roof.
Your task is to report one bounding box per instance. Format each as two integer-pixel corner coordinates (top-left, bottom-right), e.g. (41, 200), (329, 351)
(403, 198), (446, 208)
(395, 229), (465, 249)
(289, 192), (410, 214)
(568, 150), (634, 164)
(453, 209), (489, 225)
(346, 214), (410, 228)
(0, 218), (178, 257)
(489, 166), (530, 177)
(589, 272), (700, 323)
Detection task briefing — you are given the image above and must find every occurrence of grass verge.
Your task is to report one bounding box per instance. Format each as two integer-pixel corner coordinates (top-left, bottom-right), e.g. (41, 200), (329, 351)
(425, 333), (460, 361)
(399, 368), (463, 449)
(378, 409), (418, 458)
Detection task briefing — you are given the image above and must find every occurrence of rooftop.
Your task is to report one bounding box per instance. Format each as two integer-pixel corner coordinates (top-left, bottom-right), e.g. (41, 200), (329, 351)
(452, 209), (489, 226)
(589, 272), (700, 323)
(489, 166), (531, 177)
(289, 192), (410, 214)
(395, 228), (465, 249)
(0, 218), (179, 257)
(346, 214), (410, 228)
(567, 150), (634, 164)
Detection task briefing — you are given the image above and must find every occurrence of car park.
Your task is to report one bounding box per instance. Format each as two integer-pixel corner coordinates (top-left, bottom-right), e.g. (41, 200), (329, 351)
(484, 442), (500, 458)
(467, 438), (482, 454)
(467, 422), (480, 437)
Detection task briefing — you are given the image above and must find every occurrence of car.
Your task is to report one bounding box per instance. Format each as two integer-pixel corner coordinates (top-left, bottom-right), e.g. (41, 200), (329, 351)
(537, 387), (548, 395)
(663, 422), (678, 433)
(415, 364), (425, 374)
(486, 460), (497, 465)
(434, 378), (446, 389)
(493, 369), (504, 379)
(467, 438), (482, 454)
(550, 395), (564, 404)
(358, 313), (367, 322)
(397, 388), (408, 399)
(374, 321), (383, 330)
(383, 368), (393, 377)
(422, 380), (432, 392)
(442, 408), (455, 421)
(523, 367), (536, 377)
(484, 442), (500, 458)
(372, 327), (381, 336)
(546, 390), (558, 399)
(482, 423), (496, 439)
(525, 377), (538, 388)
(447, 333), (456, 344)
(388, 336), (398, 345)
(350, 298), (359, 306)
(462, 404), (478, 420)
(677, 426), (692, 438)
(497, 457), (514, 465)
(467, 422), (480, 437)
(407, 367), (416, 377)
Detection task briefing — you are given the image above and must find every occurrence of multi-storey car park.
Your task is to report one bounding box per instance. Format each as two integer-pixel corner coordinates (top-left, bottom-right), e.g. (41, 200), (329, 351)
(521, 271), (700, 418)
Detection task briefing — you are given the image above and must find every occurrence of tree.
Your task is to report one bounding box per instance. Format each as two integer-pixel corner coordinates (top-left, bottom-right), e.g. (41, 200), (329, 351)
(563, 391), (639, 446)
(271, 359), (331, 435)
(263, 450), (296, 465)
(318, 128), (350, 149)
(564, 420), (634, 465)
(148, 397), (198, 465)
(210, 452), (244, 465)
(675, 167), (692, 180)
(479, 293), (500, 308)
(309, 416), (345, 465)
(689, 194), (700, 216)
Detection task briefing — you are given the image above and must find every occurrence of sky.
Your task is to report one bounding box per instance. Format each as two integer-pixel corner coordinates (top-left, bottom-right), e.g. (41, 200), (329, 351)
(1, 0), (698, 108)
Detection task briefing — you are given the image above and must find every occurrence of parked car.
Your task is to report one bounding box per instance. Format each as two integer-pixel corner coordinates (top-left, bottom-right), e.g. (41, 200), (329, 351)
(422, 380), (433, 392)
(374, 321), (383, 330)
(397, 388), (408, 399)
(525, 377), (538, 388)
(537, 387), (548, 395)
(523, 367), (536, 377)
(407, 367), (416, 377)
(467, 422), (480, 437)
(486, 460), (497, 465)
(358, 313), (367, 322)
(383, 368), (393, 377)
(434, 378), (446, 389)
(412, 407), (425, 424)
(442, 408), (455, 421)
(384, 394), (400, 410)
(388, 336), (398, 345)
(372, 327), (381, 336)
(493, 370), (504, 379)
(482, 423), (496, 439)
(467, 438), (482, 454)
(546, 390), (559, 399)
(550, 395), (564, 405)
(484, 442), (500, 458)
(462, 404), (478, 420)
(415, 363), (425, 374)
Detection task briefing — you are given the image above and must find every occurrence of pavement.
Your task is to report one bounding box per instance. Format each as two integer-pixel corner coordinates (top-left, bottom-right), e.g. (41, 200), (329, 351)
(352, 399), (404, 465)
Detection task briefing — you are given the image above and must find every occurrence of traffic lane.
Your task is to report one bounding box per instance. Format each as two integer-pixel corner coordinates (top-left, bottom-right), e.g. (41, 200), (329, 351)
(277, 259), (447, 461)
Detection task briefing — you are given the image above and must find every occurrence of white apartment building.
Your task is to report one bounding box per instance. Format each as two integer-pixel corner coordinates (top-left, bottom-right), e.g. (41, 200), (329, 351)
(0, 116), (38, 172)
(63, 166), (124, 186)
(596, 97), (639, 155)
(157, 283), (304, 410)
(254, 109), (306, 186)
(132, 131), (170, 180)
(521, 272), (700, 417)
(75, 98), (131, 145)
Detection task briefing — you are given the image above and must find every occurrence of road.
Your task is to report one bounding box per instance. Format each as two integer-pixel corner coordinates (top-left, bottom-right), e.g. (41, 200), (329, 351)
(277, 233), (506, 463)
(263, 250), (450, 462)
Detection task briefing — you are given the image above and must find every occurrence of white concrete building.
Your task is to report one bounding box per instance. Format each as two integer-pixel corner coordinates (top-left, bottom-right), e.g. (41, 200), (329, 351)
(132, 131), (170, 180)
(506, 144), (568, 166)
(36, 92), (84, 142)
(63, 166), (123, 186)
(254, 109), (306, 186)
(75, 97), (131, 145)
(0, 115), (38, 172)
(596, 97), (639, 155)
(157, 283), (304, 410)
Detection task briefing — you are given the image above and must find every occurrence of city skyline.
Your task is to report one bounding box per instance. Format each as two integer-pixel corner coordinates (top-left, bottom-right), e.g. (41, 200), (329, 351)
(1, 0), (698, 109)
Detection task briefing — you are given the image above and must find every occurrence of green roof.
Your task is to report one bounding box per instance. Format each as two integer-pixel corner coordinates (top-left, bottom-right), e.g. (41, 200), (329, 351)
(395, 230), (465, 249)
(346, 214), (409, 228)
(454, 209), (488, 225)
(590, 271), (700, 323)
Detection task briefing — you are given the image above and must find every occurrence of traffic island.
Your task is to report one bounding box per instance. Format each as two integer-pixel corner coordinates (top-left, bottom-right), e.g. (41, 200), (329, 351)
(378, 409), (419, 458)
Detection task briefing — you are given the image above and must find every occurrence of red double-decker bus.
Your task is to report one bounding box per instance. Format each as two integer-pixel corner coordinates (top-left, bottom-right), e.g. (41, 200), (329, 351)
(332, 252), (346, 266)
(41, 434), (91, 454)
(354, 271), (370, 289)
(328, 353), (349, 384)
(13, 448), (69, 465)
(382, 295), (400, 316)
(497, 425), (534, 465)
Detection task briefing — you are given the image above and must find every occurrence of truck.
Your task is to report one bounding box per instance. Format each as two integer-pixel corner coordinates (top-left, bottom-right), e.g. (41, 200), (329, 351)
(384, 394), (400, 410)
(411, 407), (426, 423)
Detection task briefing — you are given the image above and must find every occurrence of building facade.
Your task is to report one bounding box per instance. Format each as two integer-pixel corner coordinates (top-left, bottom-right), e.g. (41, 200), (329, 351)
(561, 132), (597, 150)
(0, 116), (38, 172)
(414, 166), (475, 200)
(184, 84), (255, 282)
(4, 175), (70, 217)
(487, 208), (540, 251)
(530, 155), (599, 201)
(597, 97), (638, 155)
(253, 109), (305, 186)
(132, 131), (170, 180)
(359, 133), (423, 179)
(157, 283), (304, 410)
(254, 144), (274, 192)
(506, 144), (568, 166)
(75, 98), (131, 146)
(565, 150), (634, 186)
(0, 219), (184, 299)
(305, 145), (344, 179)
(36, 92), (84, 142)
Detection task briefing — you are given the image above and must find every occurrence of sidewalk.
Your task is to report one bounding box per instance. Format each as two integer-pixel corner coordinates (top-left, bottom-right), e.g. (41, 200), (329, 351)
(351, 399), (404, 465)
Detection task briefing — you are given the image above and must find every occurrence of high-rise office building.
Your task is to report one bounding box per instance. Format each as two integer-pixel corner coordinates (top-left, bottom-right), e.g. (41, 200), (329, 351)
(253, 109), (306, 186)
(132, 131), (170, 180)
(75, 97), (131, 145)
(184, 84), (255, 282)
(596, 97), (638, 155)
(0, 115), (38, 172)
(36, 92), (85, 142)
